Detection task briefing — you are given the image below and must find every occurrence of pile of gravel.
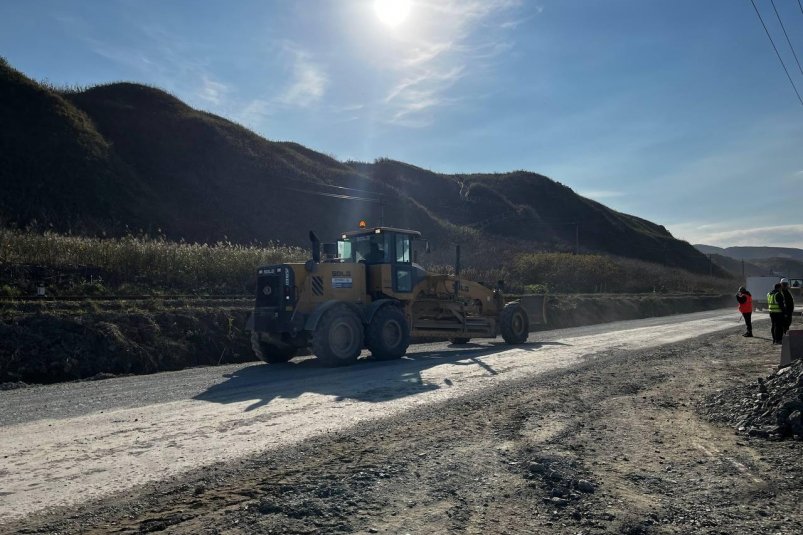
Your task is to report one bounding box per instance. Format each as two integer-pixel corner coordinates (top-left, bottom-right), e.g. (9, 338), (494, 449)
(703, 359), (803, 439)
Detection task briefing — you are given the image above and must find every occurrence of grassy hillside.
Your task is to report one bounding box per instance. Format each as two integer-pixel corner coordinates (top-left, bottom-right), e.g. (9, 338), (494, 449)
(356, 159), (710, 271)
(0, 58), (152, 232)
(0, 58), (724, 276)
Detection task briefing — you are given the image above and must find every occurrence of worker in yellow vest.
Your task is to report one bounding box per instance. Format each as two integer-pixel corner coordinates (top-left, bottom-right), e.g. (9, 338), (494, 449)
(767, 283), (786, 345)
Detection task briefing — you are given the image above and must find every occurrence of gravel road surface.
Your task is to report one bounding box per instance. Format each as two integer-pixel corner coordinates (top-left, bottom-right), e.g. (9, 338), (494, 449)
(0, 309), (750, 526)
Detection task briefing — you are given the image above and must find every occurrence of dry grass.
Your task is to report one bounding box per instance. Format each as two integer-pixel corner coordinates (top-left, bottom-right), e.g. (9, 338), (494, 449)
(513, 252), (736, 294)
(0, 229), (307, 295)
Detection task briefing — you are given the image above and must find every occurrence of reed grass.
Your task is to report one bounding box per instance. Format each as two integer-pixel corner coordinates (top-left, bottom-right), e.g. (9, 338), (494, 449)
(0, 229), (307, 294)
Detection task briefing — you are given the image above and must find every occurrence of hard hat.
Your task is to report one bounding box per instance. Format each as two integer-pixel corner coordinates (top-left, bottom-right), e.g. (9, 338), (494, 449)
(780, 278), (789, 284)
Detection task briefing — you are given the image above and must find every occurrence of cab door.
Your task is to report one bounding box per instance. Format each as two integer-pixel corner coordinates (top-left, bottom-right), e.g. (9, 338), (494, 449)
(392, 233), (413, 293)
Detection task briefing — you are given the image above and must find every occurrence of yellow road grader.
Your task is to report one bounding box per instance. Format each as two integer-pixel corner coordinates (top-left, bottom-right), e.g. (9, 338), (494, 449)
(246, 225), (545, 366)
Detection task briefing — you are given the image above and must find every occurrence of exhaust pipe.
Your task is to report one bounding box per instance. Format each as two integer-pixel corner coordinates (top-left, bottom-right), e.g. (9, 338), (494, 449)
(309, 231), (321, 263)
(454, 244), (461, 298)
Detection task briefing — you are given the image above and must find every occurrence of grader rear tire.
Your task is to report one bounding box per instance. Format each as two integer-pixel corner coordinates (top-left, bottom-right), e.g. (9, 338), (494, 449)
(251, 332), (296, 364)
(500, 303), (529, 344)
(366, 306), (410, 360)
(313, 305), (364, 366)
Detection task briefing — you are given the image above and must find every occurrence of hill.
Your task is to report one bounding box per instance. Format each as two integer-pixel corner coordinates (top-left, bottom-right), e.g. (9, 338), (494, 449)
(695, 244), (803, 263)
(703, 254), (803, 280)
(0, 58), (718, 274)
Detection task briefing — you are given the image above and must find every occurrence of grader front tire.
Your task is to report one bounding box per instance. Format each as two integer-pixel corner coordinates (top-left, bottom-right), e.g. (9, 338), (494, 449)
(313, 305), (364, 366)
(251, 332), (297, 364)
(500, 303), (529, 344)
(366, 306), (410, 361)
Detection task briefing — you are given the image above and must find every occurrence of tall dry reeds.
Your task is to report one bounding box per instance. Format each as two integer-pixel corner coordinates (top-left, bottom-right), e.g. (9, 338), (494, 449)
(0, 229), (307, 293)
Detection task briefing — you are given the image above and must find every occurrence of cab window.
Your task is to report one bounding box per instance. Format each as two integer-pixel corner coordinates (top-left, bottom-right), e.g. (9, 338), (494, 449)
(351, 234), (391, 264)
(395, 234), (411, 263)
(337, 240), (352, 261)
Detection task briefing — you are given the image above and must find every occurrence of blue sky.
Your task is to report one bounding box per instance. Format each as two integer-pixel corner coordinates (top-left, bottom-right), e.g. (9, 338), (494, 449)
(1, 0), (802, 247)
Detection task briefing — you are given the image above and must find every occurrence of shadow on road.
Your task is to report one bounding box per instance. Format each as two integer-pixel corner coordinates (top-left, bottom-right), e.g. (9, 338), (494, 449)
(194, 341), (569, 412)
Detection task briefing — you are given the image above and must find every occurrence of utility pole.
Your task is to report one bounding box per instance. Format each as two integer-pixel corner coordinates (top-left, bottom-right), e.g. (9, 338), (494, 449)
(575, 223), (580, 255)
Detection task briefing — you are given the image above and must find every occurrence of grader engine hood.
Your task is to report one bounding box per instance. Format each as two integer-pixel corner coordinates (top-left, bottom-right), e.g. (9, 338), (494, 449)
(256, 266), (293, 308)
(252, 265), (299, 333)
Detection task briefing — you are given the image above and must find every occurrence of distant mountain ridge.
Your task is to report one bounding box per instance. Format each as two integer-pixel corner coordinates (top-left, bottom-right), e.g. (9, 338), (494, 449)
(0, 57), (716, 274)
(694, 245), (803, 263)
(695, 245), (803, 279)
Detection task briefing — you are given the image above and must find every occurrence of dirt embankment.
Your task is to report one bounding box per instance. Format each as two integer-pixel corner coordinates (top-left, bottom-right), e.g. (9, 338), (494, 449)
(0, 294), (731, 385)
(0, 299), (254, 385)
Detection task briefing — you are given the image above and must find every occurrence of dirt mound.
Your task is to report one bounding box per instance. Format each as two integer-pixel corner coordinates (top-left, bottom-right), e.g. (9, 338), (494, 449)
(703, 358), (803, 439)
(0, 303), (255, 384)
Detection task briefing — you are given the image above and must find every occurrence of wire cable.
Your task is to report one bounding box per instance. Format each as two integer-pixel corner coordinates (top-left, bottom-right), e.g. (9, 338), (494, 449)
(281, 186), (382, 204)
(749, 0), (803, 106)
(798, 0), (803, 15)
(770, 0), (803, 74)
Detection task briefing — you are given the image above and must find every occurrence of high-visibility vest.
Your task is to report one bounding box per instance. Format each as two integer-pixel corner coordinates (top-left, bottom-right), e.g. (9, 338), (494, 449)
(738, 294), (752, 313)
(767, 292), (781, 313)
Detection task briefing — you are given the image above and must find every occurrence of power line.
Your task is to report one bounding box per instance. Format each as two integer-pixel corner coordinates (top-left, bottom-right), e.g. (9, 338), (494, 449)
(278, 183), (386, 225)
(281, 186), (382, 204)
(749, 0), (803, 106)
(799, 0), (803, 15)
(770, 0), (803, 74)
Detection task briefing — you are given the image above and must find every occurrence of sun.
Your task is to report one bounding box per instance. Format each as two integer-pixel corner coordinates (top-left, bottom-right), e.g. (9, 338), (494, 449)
(374, 0), (411, 27)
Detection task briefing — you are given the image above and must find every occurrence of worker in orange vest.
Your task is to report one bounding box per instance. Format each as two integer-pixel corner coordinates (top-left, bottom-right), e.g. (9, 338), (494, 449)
(736, 286), (753, 337)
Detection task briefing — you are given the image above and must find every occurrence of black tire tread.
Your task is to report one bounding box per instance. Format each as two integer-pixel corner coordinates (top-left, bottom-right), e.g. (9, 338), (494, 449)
(500, 303), (529, 344)
(251, 332), (296, 364)
(366, 306), (410, 360)
(312, 305), (363, 366)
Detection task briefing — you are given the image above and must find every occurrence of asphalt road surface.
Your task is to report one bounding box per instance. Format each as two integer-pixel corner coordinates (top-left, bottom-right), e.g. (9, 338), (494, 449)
(0, 309), (743, 523)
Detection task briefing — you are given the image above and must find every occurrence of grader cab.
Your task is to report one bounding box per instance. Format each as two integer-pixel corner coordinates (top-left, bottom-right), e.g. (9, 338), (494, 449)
(247, 225), (543, 366)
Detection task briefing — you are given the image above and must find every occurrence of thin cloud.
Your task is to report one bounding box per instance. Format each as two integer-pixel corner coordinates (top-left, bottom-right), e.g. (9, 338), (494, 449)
(385, 67), (465, 124)
(671, 222), (803, 248)
(330, 103), (365, 113)
(235, 44), (328, 125)
(379, 0), (527, 127)
(402, 41), (455, 67)
(238, 99), (270, 121)
(197, 75), (228, 105)
(56, 15), (231, 112)
(277, 49), (327, 107)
